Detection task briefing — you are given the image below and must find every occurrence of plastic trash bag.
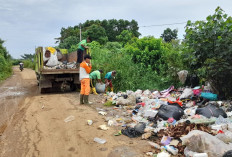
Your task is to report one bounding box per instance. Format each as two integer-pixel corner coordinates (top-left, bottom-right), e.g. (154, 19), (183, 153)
(116, 95), (136, 106)
(177, 70), (188, 84)
(180, 88), (194, 99)
(157, 104), (184, 120)
(96, 83), (105, 93)
(181, 130), (232, 157)
(46, 52), (59, 67)
(201, 92), (218, 101)
(196, 103), (227, 118)
(121, 122), (146, 138)
(216, 130), (232, 144)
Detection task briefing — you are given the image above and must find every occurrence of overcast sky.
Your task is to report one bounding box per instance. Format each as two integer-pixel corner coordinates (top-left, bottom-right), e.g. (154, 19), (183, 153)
(0, 0), (232, 59)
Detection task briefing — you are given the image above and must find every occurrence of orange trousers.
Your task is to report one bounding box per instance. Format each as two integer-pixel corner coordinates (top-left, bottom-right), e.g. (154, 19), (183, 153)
(80, 78), (90, 95)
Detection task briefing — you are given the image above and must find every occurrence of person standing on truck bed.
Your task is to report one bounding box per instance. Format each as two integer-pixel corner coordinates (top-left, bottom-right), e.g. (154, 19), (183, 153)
(80, 55), (92, 104)
(77, 37), (92, 67)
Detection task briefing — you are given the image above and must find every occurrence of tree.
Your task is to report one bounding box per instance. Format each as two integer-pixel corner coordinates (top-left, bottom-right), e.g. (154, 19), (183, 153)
(20, 53), (34, 61)
(185, 7), (232, 98)
(116, 30), (134, 46)
(161, 28), (178, 42)
(0, 39), (11, 60)
(86, 24), (108, 45)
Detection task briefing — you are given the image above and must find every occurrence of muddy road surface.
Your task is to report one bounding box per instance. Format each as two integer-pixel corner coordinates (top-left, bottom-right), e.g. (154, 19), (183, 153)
(0, 67), (150, 157)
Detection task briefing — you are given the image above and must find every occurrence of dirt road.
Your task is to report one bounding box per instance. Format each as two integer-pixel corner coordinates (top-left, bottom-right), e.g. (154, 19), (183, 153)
(0, 67), (150, 157)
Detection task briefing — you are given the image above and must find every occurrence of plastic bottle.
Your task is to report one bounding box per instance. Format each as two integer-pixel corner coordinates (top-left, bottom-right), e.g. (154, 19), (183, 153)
(161, 145), (178, 155)
(94, 137), (106, 144)
(193, 153), (208, 157)
(64, 115), (75, 123)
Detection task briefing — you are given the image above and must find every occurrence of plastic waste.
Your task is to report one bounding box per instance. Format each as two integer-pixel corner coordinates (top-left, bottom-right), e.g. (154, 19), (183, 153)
(181, 130), (232, 157)
(98, 111), (107, 116)
(196, 103), (227, 118)
(157, 104), (184, 120)
(64, 115), (75, 123)
(96, 83), (105, 93)
(223, 150), (232, 157)
(161, 136), (172, 145)
(193, 153), (208, 157)
(216, 130), (232, 144)
(87, 120), (93, 125)
(201, 92), (218, 100)
(108, 120), (114, 126)
(148, 141), (161, 149)
(180, 88), (194, 99)
(98, 125), (109, 130)
(161, 145), (178, 155)
(134, 122), (146, 134)
(94, 137), (106, 144)
(144, 109), (158, 117)
(157, 151), (171, 157)
(46, 51), (59, 67)
(177, 70), (188, 84)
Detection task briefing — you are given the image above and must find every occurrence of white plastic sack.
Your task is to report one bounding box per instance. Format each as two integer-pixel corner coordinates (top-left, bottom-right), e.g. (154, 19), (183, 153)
(181, 130), (232, 157)
(143, 89), (151, 96)
(180, 88), (194, 99)
(177, 70), (188, 84)
(96, 83), (105, 93)
(46, 52), (59, 67)
(216, 131), (232, 144)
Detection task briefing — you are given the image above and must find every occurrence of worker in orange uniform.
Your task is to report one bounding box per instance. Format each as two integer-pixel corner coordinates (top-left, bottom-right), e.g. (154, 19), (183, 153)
(79, 55), (92, 104)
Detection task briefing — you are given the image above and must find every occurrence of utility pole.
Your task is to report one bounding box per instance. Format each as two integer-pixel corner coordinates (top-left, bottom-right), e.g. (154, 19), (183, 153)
(79, 23), (82, 41)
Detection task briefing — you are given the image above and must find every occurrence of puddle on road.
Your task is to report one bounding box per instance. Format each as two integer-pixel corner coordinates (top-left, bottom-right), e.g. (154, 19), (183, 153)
(0, 87), (27, 99)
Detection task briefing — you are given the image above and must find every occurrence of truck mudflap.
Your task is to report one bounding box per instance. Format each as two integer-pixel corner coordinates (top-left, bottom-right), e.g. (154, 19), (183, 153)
(39, 80), (52, 88)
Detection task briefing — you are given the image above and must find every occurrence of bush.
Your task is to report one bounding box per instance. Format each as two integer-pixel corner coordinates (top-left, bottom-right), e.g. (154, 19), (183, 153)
(185, 7), (232, 98)
(0, 55), (12, 81)
(23, 59), (35, 69)
(90, 42), (179, 92)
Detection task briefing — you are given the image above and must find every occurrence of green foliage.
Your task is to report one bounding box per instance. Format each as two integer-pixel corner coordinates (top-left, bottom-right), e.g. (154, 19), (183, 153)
(104, 42), (122, 53)
(116, 30), (134, 46)
(20, 53), (34, 61)
(90, 41), (180, 92)
(124, 37), (169, 74)
(59, 36), (79, 52)
(0, 55), (12, 81)
(86, 24), (108, 45)
(185, 7), (232, 98)
(0, 38), (12, 81)
(161, 28), (178, 42)
(56, 19), (141, 49)
(23, 59), (35, 70)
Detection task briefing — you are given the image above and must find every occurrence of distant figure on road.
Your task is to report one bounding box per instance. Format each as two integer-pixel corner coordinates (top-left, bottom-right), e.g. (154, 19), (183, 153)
(105, 70), (116, 92)
(79, 55), (92, 104)
(77, 37), (92, 67)
(19, 62), (24, 71)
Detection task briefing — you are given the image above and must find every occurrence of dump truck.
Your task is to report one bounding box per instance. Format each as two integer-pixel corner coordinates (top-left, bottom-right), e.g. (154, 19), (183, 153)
(35, 47), (80, 93)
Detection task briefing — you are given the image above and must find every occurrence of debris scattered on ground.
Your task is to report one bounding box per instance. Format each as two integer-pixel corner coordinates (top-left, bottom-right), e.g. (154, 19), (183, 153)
(96, 85), (232, 156)
(64, 115), (75, 123)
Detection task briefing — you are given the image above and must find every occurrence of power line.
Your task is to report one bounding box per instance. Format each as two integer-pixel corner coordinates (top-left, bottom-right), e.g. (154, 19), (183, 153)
(140, 22), (187, 27)
(140, 20), (206, 27)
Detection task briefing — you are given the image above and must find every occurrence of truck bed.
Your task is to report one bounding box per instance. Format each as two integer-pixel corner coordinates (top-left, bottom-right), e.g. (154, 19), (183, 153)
(40, 68), (79, 74)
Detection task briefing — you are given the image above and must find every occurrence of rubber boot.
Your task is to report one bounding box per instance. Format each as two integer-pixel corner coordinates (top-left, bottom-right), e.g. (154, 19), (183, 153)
(92, 87), (98, 95)
(84, 95), (89, 104)
(80, 94), (84, 104)
(111, 87), (114, 92)
(84, 95), (93, 104)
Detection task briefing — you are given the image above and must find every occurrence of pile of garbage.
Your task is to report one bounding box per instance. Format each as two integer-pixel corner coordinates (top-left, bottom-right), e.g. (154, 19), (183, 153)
(43, 47), (77, 69)
(96, 85), (232, 157)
